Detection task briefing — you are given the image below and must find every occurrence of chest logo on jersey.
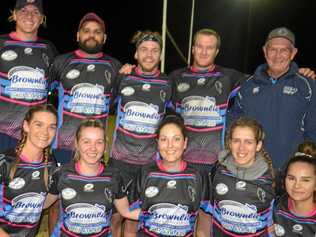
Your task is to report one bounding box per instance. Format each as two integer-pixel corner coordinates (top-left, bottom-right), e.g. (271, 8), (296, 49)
(104, 187), (113, 203)
(218, 200), (260, 233)
(292, 224), (303, 234)
(252, 87), (260, 94)
(181, 96), (221, 127)
(147, 203), (190, 235)
(1, 50), (18, 61)
(62, 188), (77, 200)
(188, 185), (196, 202)
(121, 86), (135, 96)
(216, 183), (229, 195)
(84, 183), (94, 192)
(145, 186), (159, 198)
(32, 171), (41, 180)
(9, 177), (26, 190)
(256, 187), (266, 203)
(142, 83), (151, 91)
(177, 83), (190, 93)
(24, 47), (33, 55)
(122, 101), (160, 134)
(66, 69), (80, 80)
(104, 70), (112, 84)
(215, 81), (223, 94)
(283, 86), (298, 95)
(197, 77), (206, 85)
(274, 224), (285, 236)
(235, 181), (246, 191)
(166, 180), (176, 189)
(87, 64), (95, 72)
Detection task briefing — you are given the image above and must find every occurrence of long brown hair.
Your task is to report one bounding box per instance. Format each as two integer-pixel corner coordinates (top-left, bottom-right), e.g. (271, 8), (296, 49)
(226, 117), (276, 190)
(9, 104), (57, 190)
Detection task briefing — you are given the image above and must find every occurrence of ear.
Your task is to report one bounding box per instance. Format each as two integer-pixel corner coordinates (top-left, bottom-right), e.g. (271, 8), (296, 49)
(12, 10), (17, 21)
(184, 137), (188, 150)
(76, 32), (80, 42)
(23, 120), (30, 133)
(134, 51), (138, 60)
(103, 34), (107, 44)
(262, 46), (268, 58)
(290, 47), (298, 60)
(256, 141), (263, 152)
(215, 48), (219, 56)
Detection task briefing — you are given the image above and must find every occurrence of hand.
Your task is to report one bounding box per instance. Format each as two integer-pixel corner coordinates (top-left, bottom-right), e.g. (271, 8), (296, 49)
(298, 67), (316, 80)
(119, 63), (135, 75)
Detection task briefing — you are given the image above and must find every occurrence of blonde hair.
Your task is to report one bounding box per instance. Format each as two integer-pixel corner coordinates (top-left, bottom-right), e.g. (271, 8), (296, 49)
(8, 9), (47, 28)
(10, 105), (57, 190)
(193, 28), (221, 49)
(130, 30), (162, 49)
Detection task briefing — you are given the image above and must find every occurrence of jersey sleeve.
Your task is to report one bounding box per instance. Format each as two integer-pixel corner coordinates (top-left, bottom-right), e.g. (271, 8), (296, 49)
(48, 166), (61, 195)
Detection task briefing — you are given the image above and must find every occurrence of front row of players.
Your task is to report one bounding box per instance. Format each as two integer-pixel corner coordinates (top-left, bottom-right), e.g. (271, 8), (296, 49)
(0, 105), (315, 236)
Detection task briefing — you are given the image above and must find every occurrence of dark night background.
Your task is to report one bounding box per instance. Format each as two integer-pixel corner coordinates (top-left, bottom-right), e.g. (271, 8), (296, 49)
(1, 0), (315, 74)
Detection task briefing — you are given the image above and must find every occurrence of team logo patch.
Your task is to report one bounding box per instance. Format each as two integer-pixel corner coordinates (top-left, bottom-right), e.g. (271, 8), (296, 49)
(1, 50), (18, 61)
(145, 186), (159, 198)
(166, 180), (176, 189)
(253, 87), (260, 94)
(275, 224), (285, 236)
(121, 86), (135, 96)
(188, 185), (196, 202)
(215, 81), (223, 94)
(24, 47), (33, 55)
(235, 181), (246, 191)
(142, 84), (151, 91)
(160, 90), (166, 102)
(292, 224), (303, 234)
(104, 70), (112, 84)
(257, 187), (266, 203)
(62, 188), (77, 200)
(177, 83), (190, 93)
(42, 53), (50, 67)
(84, 183), (94, 192)
(66, 69), (80, 79)
(104, 187), (113, 203)
(9, 177), (25, 190)
(283, 86), (298, 95)
(197, 77), (206, 85)
(87, 64), (95, 71)
(216, 183), (228, 195)
(32, 171), (41, 180)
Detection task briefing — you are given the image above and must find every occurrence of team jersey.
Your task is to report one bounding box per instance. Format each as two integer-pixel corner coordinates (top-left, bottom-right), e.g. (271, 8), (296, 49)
(111, 67), (172, 165)
(210, 156), (274, 236)
(0, 32), (57, 140)
(49, 161), (125, 237)
(273, 194), (316, 237)
(169, 65), (245, 165)
(0, 150), (55, 237)
(136, 160), (208, 237)
(49, 50), (121, 150)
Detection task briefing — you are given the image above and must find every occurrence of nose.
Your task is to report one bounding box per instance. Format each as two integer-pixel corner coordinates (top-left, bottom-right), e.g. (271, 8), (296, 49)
(167, 139), (173, 148)
(293, 180), (300, 189)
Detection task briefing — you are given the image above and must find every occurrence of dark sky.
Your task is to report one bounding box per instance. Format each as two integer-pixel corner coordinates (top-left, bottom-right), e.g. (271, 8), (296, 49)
(1, 0), (316, 74)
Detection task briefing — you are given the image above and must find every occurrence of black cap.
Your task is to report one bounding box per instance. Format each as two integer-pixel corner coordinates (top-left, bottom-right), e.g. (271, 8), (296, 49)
(15, 0), (44, 14)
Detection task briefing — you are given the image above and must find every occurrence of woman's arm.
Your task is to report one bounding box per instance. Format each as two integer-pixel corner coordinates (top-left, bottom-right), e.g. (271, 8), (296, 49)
(0, 228), (10, 237)
(114, 197), (140, 221)
(44, 193), (59, 209)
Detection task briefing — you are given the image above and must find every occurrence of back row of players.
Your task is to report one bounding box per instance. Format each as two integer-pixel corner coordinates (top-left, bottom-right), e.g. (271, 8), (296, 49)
(1, 1), (316, 236)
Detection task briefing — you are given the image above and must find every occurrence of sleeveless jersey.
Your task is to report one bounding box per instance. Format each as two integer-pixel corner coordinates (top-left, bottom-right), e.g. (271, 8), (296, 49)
(111, 67), (171, 165)
(49, 50), (121, 150)
(0, 32), (57, 139)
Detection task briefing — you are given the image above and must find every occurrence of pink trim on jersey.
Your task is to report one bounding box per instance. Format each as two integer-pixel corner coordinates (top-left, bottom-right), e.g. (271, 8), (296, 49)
(61, 223), (110, 237)
(157, 159), (187, 172)
(134, 66), (160, 77)
(288, 197), (316, 217)
(75, 161), (104, 177)
(0, 218), (37, 228)
(9, 32), (39, 42)
(74, 49), (104, 59)
(190, 64), (215, 73)
(0, 95), (46, 106)
(185, 125), (223, 132)
(63, 110), (108, 119)
(117, 126), (157, 139)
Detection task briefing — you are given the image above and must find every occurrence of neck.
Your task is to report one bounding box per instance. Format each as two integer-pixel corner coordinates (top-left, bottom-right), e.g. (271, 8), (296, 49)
(191, 64), (215, 72)
(76, 49), (103, 58)
(136, 66), (159, 75)
(14, 30), (38, 41)
(267, 67), (289, 80)
(21, 143), (43, 163)
(290, 198), (316, 216)
(77, 160), (101, 176)
(161, 160), (183, 172)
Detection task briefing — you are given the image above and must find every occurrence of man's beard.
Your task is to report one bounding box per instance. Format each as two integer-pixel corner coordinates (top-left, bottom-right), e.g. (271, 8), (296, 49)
(78, 39), (104, 54)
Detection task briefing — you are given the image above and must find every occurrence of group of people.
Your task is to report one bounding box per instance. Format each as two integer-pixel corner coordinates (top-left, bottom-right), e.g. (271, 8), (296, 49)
(0, 0), (316, 236)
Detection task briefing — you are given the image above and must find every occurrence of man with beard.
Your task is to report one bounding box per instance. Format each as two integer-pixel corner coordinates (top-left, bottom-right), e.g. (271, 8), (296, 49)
(49, 12), (121, 164)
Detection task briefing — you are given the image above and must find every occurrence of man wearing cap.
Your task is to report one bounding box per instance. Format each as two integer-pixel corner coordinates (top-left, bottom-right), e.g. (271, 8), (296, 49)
(110, 30), (171, 237)
(229, 27), (316, 170)
(49, 12), (121, 164)
(0, 0), (58, 152)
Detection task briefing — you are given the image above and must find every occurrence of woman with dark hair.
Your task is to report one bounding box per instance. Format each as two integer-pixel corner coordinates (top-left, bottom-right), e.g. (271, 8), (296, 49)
(44, 119), (140, 236)
(135, 114), (208, 236)
(209, 117), (275, 236)
(0, 104), (57, 237)
(272, 141), (316, 236)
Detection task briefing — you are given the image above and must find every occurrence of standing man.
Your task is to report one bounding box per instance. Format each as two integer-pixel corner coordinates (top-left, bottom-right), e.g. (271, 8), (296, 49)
(49, 12), (121, 164)
(229, 27), (316, 170)
(110, 30), (171, 237)
(0, 0), (58, 152)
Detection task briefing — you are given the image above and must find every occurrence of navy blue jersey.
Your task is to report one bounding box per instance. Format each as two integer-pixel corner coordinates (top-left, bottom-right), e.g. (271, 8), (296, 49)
(0, 32), (57, 140)
(111, 67), (172, 165)
(49, 162), (125, 237)
(0, 150), (56, 237)
(210, 163), (274, 236)
(136, 160), (208, 236)
(170, 66), (245, 165)
(49, 50), (121, 150)
(273, 194), (316, 236)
